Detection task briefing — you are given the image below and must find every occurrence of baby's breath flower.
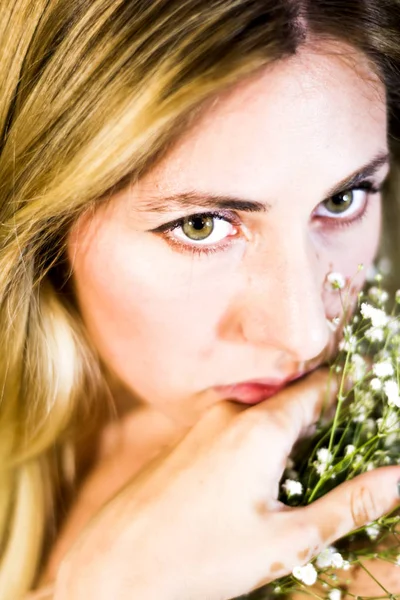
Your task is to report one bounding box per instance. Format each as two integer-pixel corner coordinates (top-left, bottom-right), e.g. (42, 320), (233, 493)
(388, 319), (400, 334)
(350, 392), (375, 423)
(378, 409), (399, 434)
(368, 286), (389, 304)
(372, 361), (394, 379)
(360, 303), (389, 328)
(317, 448), (332, 463)
(370, 377), (382, 391)
(282, 479), (303, 497)
(292, 563), (318, 586)
(350, 354), (366, 380)
(327, 272), (346, 290)
(286, 457), (295, 470)
(315, 448), (333, 474)
(353, 453), (364, 465)
(328, 589), (342, 600)
(273, 586), (282, 594)
(365, 326), (384, 343)
(331, 553), (344, 569)
(384, 380), (400, 408)
(316, 547), (343, 569)
(339, 335), (357, 353)
(365, 523), (380, 540)
(366, 264), (378, 282)
(378, 257), (391, 274)
(276, 280), (400, 596)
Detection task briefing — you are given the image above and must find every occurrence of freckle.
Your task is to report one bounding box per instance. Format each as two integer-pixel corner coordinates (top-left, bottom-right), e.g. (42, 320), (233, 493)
(254, 500), (268, 517)
(270, 562), (284, 573)
(320, 520), (339, 544)
(297, 547), (311, 562)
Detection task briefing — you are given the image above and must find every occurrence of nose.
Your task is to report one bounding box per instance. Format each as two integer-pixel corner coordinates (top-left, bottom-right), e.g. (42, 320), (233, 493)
(220, 231), (331, 364)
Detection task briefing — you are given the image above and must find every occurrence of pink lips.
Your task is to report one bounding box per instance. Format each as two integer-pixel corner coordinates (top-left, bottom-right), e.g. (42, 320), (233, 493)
(214, 373), (307, 405)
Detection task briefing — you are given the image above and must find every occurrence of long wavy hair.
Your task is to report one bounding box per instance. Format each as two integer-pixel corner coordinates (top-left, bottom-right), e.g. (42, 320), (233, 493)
(1, 1), (400, 597)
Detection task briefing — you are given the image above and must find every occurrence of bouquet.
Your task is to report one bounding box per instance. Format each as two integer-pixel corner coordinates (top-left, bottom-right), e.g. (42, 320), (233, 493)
(263, 267), (400, 600)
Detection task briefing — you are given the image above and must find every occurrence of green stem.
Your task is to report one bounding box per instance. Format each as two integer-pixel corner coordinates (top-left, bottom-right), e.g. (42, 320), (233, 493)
(355, 561), (392, 596)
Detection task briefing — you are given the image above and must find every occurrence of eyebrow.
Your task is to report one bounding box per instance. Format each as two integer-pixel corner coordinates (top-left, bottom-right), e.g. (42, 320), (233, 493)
(139, 151), (390, 215)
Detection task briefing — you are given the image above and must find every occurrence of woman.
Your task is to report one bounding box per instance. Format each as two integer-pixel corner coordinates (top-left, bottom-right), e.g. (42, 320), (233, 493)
(1, 1), (400, 598)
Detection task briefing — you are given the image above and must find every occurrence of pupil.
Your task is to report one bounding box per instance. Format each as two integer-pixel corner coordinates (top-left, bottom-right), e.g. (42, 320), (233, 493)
(191, 216), (205, 230)
(334, 192), (351, 205)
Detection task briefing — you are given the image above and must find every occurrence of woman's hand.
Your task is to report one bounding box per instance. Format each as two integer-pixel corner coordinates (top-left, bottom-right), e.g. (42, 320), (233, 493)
(52, 370), (400, 600)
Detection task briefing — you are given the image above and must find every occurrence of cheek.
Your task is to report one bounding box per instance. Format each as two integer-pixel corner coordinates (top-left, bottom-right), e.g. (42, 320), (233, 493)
(321, 200), (382, 314)
(335, 200), (382, 276)
(68, 216), (244, 397)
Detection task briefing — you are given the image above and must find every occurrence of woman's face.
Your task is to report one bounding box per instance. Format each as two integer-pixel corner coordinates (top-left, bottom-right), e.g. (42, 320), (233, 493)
(68, 41), (388, 426)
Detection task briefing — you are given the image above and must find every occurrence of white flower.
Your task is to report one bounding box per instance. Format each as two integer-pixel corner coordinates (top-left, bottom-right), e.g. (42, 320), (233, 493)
(331, 553), (344, 569)
(317, 448), (332, 464)
(366, 264), (378, 281)
(341, 560), (351, 571)
(396, 554), (400, 566)
(345, 444), (356, 455)
(351, 354), (366, 380)
(365, 327), (384, 342)
(360, 303), (389, 327)
(370, 377), (382, 391)
(273, 586), (282, 594)
(378, 257), (392, 275)
(315, 547), (343, 569)
(339, 335), (357, 353)
(292, 563), (318, 586)
(316, 548), (334, 569)
(384, 380), (400, 408)
(373, 361), (394, 379)
(388, 319), (400, 334)
(314, 448), (333, 475)
(365, 523), (380, 540)
(354, 453), (364, 465)
(378, 409), (399, 434)
(327, 272), (346, 290)
(368, 286), (389, 304)
(282, 479), (303, 497)
(328, 590), (342, 600)
(286, 457), (294, 470)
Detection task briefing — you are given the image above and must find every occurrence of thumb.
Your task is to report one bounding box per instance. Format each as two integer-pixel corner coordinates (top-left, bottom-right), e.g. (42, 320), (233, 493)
(300, 465), (400, 548)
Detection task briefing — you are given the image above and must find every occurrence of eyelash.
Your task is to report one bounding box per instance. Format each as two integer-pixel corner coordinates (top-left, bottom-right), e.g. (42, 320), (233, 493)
(154, 181), (382, 257)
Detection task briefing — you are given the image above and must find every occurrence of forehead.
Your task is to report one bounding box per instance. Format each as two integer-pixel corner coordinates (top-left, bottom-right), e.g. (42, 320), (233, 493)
(137, 40), (387, 203)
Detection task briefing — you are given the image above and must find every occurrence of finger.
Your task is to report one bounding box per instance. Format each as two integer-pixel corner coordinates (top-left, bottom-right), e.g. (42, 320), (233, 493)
(296, 465), (400, 551)
(248, 369), (339, 457)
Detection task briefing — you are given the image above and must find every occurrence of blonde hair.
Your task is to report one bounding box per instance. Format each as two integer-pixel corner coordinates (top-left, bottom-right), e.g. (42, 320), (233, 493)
(1, 1), (400, 597)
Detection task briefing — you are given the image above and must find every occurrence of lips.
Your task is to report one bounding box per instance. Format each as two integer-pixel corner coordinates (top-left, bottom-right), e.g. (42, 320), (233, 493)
(214, 373), (307, 405)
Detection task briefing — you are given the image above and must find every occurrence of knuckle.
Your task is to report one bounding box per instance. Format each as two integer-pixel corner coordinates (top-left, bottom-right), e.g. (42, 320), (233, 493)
(350, 484), (379, 528)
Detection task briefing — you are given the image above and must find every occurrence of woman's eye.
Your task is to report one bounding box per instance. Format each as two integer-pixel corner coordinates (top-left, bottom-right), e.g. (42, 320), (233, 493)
(314, 184), (379, 221)
(168, 213), (238, 246)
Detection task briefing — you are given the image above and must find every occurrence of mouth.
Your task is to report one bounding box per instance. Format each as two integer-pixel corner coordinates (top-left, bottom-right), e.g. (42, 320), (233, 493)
(214, 370), (318, 405)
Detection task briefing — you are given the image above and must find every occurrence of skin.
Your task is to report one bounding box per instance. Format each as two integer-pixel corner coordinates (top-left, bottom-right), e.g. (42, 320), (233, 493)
(40, 40), (400, 598)
(68, 41), (388, 430)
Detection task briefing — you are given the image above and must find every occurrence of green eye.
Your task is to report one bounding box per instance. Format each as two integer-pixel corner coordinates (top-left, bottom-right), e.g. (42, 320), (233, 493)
(324, 191), (354, 214)
(182, 215), (214, 240)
